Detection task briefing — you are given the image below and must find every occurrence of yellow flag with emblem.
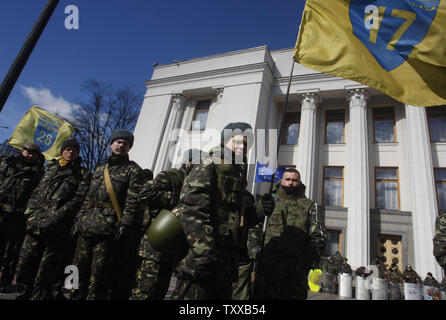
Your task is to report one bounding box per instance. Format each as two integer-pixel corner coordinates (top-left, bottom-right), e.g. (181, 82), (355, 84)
(8, 105), (76, 161)
(294, 0), (446, 107)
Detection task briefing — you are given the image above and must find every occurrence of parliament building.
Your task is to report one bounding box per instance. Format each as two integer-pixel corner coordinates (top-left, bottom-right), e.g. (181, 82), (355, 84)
(130, 45), (446, 281)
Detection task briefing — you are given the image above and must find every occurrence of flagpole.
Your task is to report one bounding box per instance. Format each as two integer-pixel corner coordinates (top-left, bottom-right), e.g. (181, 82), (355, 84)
(269, 58), (295, 193)
(0, 0), (60, 113)
(251, 57), (295, 299)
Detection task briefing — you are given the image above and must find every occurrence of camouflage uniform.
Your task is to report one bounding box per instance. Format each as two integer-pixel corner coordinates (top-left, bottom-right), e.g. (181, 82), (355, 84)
(14, 157), (90, 299)
(433, 210), (446, 270)
(424, 275), (440, 288)
(72, 153), (142, 300)
(0, 153), (44, 289)
(386, 267), (403, 285)
(252, 182), (328, 300)
(130, 166), (187, 300)
(402, 267), (422, 284)
(171, 146), (262, 300)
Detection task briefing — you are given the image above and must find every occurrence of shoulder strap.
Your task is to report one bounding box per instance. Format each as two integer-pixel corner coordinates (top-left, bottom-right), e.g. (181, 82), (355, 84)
(104, 163), (122, 224)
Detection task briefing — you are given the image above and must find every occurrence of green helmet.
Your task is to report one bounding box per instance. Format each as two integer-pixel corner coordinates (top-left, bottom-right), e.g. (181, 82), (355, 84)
(147, 209), (188, 255)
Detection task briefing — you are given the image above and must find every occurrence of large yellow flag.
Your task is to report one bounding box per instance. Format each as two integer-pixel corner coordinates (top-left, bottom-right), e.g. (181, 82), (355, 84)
(294, 0), (446, 107)
(9, 105), (76, 161)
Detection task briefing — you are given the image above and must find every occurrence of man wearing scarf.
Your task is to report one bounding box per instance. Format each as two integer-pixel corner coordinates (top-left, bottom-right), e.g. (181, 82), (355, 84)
(15, 138), (90, 300)
(252, 168), (327, 300)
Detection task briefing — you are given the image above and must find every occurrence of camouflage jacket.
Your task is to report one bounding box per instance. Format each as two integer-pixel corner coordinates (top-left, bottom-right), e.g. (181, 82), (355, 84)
(402, 269), (422, 284)
(433, 210), (446, 269)
(137, 166), (187, 259)
(24, 158), (91, 237)
(424, 276), (440, 287)
(76, 153), (143, 237)
(172, 146), (262, 279)
(252, 182), (327, 279)
(386, 269), (403, 284)
(0, 154), (44, 215)
(324, 261), (338, 275)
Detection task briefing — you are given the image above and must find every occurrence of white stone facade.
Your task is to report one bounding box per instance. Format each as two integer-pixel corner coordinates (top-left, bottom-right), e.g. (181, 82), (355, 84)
(130, 46), (446, 281)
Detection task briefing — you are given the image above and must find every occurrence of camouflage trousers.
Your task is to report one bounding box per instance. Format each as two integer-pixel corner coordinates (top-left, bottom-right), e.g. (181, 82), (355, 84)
(71, 234), (136, 300)
(0, 213), (26, 287)
(232, 261), (252, 300)
(172, 251), (237, 300)
(129, 255), (174, 300)
(71, 234), (114, 300)
(15, 233), (74, 300)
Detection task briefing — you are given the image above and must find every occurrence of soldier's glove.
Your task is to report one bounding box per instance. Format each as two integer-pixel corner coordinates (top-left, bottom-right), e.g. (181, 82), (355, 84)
(114, 224), (131, 241)
(261, 193), (275, 217)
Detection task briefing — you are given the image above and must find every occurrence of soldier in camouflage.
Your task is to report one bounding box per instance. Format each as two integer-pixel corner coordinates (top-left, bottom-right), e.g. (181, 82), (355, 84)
(130, 149), (200, 300)
(402, 264), (422, 285)
(0, 142), (44, 293)
(433, 210), (446, 271)
(423, 272), (440, 288)
(250, 168), (328, 300)
(386, 263), (403, 285)
(171, 122), (269, 300)
(70, 129), (143, 300)
(14, 139), (91, 300)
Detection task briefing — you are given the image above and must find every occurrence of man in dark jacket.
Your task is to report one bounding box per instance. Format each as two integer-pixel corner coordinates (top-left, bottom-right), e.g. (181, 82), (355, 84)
(251, 169), (327, 300)
(0, 142), (44, 293)
(15, 138), (91, 300)
(71, 130), (143, 300)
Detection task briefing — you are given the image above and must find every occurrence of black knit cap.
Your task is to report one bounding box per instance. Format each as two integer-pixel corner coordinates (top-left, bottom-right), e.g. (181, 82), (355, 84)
(60, 138), (80, 154)
(109, 129), (134, 148)
(220, 122), (254, 146)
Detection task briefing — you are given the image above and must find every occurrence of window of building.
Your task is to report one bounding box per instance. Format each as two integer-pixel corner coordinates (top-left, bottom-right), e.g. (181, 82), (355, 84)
(373, 107), (396, 143)
(427, 106), (446, 142)
(375, 167), (400, 210)
(323, 229), (342, 257)
(435, 168), (446, 212)
(325, 110), (345, 144)
(191, 100), (211, 131)
(281, 112), (300, 145)
(322, 167), (344, 206)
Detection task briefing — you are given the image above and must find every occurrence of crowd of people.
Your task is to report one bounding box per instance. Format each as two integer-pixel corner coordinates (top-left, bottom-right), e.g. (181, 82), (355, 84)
(321, 252), (445, 300)
(0, 123), (328, 300)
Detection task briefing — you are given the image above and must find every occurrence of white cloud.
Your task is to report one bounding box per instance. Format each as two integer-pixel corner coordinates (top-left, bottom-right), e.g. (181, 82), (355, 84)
(20, 85), (80, 121)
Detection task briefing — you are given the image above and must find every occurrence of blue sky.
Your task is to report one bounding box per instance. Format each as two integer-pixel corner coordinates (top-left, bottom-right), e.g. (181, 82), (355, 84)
(0, 0), (305, 142)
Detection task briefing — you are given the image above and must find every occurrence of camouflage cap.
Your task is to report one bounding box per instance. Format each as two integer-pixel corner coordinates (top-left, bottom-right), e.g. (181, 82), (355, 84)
(22, 142), (41, 153)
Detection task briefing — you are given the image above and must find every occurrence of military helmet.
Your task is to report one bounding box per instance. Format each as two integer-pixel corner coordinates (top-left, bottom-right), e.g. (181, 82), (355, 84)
(147, 209), (188, 255)
(22, 142), (41, 153)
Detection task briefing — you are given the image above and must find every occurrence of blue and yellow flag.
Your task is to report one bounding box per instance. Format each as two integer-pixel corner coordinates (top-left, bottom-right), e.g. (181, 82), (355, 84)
(255, 161), (286, 183)
(9, 105), (76, 161)
(294, 0), (446, 107)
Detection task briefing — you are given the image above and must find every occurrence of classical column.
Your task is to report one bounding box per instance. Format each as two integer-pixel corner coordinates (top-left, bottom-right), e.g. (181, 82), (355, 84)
(346, 88), (370, 268)
(154, 93), (187, 173)
(296, 91), (320, 199)
(405, 104), (442, 280)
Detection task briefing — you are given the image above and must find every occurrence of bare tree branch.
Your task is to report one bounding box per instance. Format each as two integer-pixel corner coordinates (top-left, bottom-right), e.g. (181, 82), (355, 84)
(71, 78), (142, 171)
